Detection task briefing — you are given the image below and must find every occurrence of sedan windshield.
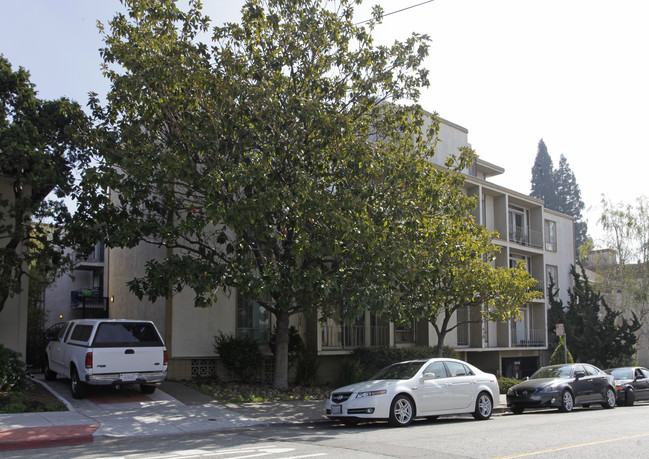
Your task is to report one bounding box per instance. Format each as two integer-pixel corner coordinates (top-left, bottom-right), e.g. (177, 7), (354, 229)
(530, 365), (573, 379)
(371, 362), (424, 380)
(607, 368), (633, 380)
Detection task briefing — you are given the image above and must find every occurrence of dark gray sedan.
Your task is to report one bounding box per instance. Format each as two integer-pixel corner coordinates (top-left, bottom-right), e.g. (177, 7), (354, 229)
(506, 363), (616, 414)
(604, 367), (649, 406)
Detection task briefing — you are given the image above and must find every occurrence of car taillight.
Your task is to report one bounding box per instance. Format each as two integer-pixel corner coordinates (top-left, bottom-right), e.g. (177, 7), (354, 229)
(85, 352), (93, 369)
(163, 350), (168, 365)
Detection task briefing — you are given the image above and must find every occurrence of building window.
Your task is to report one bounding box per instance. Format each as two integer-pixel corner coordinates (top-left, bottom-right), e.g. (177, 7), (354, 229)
(508, 205), (530, 244)
(237, 295), (270, 342)
(545, 220), (557, 252)
(509, 253), (530, 272)
(456, 306), (469, 346)
(546, 265), (559, 295)
(394, 318), (416, 343)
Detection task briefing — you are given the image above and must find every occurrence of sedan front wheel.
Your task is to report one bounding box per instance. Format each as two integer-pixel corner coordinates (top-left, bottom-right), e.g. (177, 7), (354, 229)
(388, 394), (414, 427)
(559, 390), (573, 412)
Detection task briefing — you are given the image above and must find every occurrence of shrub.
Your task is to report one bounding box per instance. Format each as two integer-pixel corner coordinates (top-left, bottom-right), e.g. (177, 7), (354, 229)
(214, 333), (264, 383)
(295, 350), (320, 387)
(0, 344), (26, 392)
(337, 357), (366, 386)
(498, 377), (522, 394)
(550, 336), (574, 365)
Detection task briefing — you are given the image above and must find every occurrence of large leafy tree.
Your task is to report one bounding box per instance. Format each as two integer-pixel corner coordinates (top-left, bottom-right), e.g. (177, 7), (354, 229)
(0, 55), (92, 314)
(78, 0), (459, 390)
(548, 263), (640, 368)
(404, 173), (542, 355)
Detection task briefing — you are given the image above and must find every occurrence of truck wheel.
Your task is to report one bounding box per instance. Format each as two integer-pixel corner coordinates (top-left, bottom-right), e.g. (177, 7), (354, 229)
(140, 384), (156, 395)
(70, 367), (88, 399)
(44, 358), (57, 381)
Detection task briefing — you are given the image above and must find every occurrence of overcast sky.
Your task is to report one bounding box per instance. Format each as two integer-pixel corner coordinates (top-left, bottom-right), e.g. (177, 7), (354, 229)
(2, 0), (647, 246)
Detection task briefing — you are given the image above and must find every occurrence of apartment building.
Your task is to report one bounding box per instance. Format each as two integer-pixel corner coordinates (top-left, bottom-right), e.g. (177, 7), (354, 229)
(316, 117), (575, 380)
(40, 115), (575, 382)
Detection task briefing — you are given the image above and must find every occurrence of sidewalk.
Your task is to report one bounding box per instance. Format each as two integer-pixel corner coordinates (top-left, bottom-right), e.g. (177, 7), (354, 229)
(0, 376), (509, 451)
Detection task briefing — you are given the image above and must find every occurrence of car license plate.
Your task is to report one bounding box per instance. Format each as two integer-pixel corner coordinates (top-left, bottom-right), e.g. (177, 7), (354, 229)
(331, 404), (342, 414)
(120, 373), (138, 382)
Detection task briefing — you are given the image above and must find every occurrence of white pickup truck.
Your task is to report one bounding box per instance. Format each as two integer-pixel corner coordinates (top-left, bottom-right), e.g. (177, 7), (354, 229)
(44, 319), (167, 399)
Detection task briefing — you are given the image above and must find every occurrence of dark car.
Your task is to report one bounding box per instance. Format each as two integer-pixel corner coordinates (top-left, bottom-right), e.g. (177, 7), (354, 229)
(604, 367), (649, 406)
(506, 363), (616, 414)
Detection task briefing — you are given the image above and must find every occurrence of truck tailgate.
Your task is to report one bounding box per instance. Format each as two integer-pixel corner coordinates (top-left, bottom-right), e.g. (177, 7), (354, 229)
(91, 347), (165, 374)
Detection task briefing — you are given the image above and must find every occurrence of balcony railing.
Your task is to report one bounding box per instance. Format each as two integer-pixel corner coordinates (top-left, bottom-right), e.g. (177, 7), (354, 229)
(508, 226), (543, 249)
(371, 326), (390, 346)
(321, 324), (391, 348)
(321, 324), (364, 348)
(511, 327), (546, 347)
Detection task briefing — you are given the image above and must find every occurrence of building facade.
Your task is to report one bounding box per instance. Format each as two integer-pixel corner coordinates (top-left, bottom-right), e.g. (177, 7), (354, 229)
(41, 115), (575, 383)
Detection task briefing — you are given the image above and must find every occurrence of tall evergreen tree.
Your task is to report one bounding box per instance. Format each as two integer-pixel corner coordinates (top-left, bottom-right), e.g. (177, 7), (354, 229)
(554, 154), (588, 251)
(530, 140), (589, 256)
(548, 264), (640, 368)
(530, 139), (556, 208)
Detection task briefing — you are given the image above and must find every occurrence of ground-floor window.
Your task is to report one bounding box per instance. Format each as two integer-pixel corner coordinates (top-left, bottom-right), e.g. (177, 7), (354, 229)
(237, 294), (270, 342)
(394, 318), (416, 343)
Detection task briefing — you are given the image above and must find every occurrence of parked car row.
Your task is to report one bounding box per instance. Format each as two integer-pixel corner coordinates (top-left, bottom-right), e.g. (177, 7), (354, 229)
(325, 359), (649, 427)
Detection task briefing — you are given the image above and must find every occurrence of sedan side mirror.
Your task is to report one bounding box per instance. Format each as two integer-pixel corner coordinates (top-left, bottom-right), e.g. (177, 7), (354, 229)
(575, 371), (585, 379)
(422, 372), (436, 381)
(44, 333), (59, 342)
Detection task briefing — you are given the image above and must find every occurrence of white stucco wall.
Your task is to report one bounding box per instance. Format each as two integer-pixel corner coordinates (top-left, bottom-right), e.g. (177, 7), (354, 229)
(543, 210), (575, 305)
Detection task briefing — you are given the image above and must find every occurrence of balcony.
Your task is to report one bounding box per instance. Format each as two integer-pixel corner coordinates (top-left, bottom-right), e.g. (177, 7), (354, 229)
(321, 324), (390, 349)
(508, 225), (543, 249)
(511, 327), (546, 347)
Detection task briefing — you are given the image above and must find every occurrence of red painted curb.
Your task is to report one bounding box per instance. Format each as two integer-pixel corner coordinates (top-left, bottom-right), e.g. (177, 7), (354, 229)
(0, 424), (99, 451)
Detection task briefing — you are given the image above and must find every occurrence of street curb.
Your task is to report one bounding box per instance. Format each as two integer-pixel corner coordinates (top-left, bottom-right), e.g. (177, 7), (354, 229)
(0, 424), (99, 451)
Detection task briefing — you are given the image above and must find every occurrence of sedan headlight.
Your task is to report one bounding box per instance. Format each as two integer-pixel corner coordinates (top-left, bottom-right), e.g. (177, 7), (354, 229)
(356, 390), (387, 398)
(507, 387), (514, 395)
(539, 385), (557, 393)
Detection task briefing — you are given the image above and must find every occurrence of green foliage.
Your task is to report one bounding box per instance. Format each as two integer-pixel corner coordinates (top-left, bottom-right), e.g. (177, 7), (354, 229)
(402, 206), (543, 353)
(0, 344), (26, 392)
(549, 336), (574, 365)
(548, 264), (640, 368)
(530, 139), (556, 209)
(0, 55), (94, 313)
(530, 140), (587, 254)
(497, 377), (523, 394)
(337, 357), (366, 387)
(81, 0), (455, 391)
(214, 333), (265, 383)
(294, 351), (320, 387)
(351, 346), (458, 380)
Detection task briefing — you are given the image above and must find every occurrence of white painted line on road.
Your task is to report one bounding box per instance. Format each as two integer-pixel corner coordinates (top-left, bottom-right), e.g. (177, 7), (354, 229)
(494, 432), (649, 458)
(279, 454), (327, 458)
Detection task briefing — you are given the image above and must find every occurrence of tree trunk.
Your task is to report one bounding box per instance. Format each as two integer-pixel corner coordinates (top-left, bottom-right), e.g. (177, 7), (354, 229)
(435, 330), (448, 357)
(273, 309), (290, 391)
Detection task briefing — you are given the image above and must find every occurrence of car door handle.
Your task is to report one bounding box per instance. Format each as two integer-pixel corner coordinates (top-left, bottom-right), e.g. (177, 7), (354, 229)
(125, 349), (135, 354)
